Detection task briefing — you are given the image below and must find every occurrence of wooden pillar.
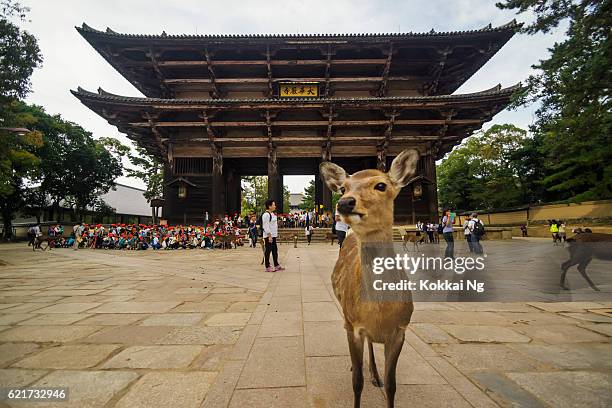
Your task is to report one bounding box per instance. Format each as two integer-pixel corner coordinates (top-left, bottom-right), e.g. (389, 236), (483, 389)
(212, 144), (225, 219)
(225, 169), (241, 216)
(267, 144), (281, 211)
(376, 145), (387, 171)
(426, 153), (439, 223)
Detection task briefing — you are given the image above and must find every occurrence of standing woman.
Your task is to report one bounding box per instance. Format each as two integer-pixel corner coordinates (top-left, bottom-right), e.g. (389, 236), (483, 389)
(305, 223), (314, 245)
(442, 209), (455, 258)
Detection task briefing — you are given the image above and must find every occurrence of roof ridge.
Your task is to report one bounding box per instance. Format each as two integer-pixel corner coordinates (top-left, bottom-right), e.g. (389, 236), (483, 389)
(76, 20), (521, 40)
(71, 83), (521, 103)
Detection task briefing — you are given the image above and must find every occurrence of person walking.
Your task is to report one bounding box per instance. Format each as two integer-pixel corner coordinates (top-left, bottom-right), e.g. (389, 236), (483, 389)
(334, 208), (349, 248)
(72, 222), (84, 250)
(441, 209), (455, 258)
(549, 220), (560, 245)
(468, 212), (484, 255)
(558, 221), (567, 243)
(262, 199), (283, 272)
(305, 223), (314, 245)
(463, 215), (473, 253)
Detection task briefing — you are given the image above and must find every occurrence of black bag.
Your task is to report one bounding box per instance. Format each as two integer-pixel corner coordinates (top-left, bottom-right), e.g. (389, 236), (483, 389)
(472, 219), (485, 236)
(256, 211), (270, 237)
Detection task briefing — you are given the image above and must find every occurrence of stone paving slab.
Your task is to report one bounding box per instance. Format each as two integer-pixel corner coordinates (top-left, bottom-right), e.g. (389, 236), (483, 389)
(0, 242), (611, 407)
(13, 344), (120, 369)
(101, 345), (202, 369)
(30, 370), (138, 408)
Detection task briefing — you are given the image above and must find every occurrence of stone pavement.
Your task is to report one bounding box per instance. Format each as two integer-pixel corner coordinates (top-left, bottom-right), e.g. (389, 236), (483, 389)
(0, 241), (610, 407)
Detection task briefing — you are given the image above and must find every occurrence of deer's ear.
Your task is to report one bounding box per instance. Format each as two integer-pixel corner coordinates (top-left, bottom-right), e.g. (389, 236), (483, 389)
(388, 149), (420, 188)
(319, 162), (347, 193)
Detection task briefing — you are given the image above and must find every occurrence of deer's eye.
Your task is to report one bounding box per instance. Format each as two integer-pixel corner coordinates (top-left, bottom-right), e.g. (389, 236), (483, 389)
(374, 183), (387, 192)
(339, 187), (346, 194)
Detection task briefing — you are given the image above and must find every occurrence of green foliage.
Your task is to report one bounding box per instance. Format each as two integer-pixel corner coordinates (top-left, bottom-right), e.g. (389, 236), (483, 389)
(299, 179), (315, 210)
(437, 124), (542, 211)
(241, 176), (267, 216)
(0, 0), (42, 101)
(497, 0), (612, 202)
(283, 184), (290, 214)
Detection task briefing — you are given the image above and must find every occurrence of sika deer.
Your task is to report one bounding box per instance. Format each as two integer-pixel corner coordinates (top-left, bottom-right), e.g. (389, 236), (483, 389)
(320, 149), (420, 408)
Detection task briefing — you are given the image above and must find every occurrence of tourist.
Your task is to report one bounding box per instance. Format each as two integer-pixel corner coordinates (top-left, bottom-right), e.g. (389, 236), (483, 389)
(72, 222), (84, 250)
(305, 223), (314, 245)
(335, 208), (349, 248)
(463, 215), (473, 253)
(549, 220), (560, 245)
(262, 199), (283, 272)
(520, 224), (528, 237)
(558, 221), (567, 243)
(468, 212), (484, 255)
(248, 217), (258, 247)
(441, 209), (454, 258)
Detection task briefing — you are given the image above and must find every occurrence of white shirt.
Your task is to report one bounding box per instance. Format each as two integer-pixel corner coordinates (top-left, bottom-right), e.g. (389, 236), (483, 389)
(463, 220), (471, 235)
(262, 211), (278, 238)
(468, 218), (482, 233)
(335, 212), (349, 232)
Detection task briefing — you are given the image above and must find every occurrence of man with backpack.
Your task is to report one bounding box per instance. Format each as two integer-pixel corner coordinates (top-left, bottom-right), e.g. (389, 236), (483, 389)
(261, 199), (284, 272)
(468, 212), (485, 255)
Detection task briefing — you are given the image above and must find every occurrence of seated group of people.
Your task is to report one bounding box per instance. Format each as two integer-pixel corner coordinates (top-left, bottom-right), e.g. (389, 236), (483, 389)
(36, 218), (246, 250)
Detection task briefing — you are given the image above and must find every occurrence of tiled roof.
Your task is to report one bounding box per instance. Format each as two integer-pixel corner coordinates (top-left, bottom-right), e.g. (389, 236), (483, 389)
(76, 20), (520, 41)
(71, 83), (520, 105)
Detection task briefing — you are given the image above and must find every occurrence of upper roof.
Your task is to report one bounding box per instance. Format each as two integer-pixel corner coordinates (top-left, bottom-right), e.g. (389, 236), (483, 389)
(76, 21), (520, 98)
(77, 20), (520, 41)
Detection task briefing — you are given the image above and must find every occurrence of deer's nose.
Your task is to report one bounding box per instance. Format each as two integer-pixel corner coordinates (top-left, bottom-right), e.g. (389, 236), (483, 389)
(337, 197), (356, 214)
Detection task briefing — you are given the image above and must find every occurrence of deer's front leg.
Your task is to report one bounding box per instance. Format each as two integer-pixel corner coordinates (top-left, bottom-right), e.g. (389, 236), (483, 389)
(346, 329), (365, 408)
(383, 329), (405, 408)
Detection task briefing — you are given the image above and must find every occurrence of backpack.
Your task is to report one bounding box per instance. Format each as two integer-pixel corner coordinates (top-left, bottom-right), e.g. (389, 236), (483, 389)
(472, 219), (485, 236)
(256, 211), (270, 237)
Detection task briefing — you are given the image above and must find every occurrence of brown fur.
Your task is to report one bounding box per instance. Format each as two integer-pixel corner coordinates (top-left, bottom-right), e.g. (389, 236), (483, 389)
(320, 149), (419, 408)
(561, 231), (612, 291)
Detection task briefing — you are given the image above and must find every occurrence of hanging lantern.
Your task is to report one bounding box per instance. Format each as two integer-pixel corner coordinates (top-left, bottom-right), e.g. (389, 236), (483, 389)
(178, 183), (187, 199)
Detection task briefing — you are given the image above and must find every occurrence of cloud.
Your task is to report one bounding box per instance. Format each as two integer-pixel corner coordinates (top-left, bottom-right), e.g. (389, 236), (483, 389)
(20, 0), (566, 189)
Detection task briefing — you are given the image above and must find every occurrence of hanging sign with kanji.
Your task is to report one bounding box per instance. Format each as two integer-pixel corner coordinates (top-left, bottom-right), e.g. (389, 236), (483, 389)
(279, 82), (319, 98)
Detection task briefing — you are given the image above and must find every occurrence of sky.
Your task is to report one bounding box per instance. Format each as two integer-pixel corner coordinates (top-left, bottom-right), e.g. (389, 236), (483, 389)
(19, 0), (566, 194)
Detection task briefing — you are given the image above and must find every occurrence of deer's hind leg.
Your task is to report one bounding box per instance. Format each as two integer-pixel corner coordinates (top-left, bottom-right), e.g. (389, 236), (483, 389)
(383, 329), (405, 408)
(367, 337), (382, 387)
(577, 256), (599, 291)
(346, 329), (365, 408)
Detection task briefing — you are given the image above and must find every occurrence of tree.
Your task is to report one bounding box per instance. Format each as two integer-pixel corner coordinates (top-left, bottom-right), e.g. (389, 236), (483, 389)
(437, 124), (539, 211)
(299, 179), (315, 210)
(283, 184), (290, 214)
(497, 0), (612, 201)
(0, 0), (42, 102)
(241, 176), (267, 217)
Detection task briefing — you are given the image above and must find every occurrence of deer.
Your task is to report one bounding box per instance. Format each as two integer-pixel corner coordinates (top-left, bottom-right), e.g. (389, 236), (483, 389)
(320, 149), (419, 408)
(560, 229), (612, 291)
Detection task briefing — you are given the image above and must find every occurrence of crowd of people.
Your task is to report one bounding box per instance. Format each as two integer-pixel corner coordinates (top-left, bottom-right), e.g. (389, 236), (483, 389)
(29, 218), (249, 251)
(548, 220), (567, 245)
(412, 210), (486, 258)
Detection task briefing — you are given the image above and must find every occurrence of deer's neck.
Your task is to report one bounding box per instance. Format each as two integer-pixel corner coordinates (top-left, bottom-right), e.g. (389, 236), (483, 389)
(355, 226), (394, 244)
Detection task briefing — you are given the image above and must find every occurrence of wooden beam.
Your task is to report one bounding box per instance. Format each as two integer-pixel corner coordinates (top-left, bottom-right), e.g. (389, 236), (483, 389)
(378, 43), (393, 97)
(164, 75), (419, 85)
(129, 118), (481, 127)
(147, 48), (173, 98)
(201, 110), (216, 143)
(266, 46), (273, 97)
(143, 112), (167, 157)
(159, 135), (462, 143)
(156, 58), (389, 67)
(423, 46), (452, 95)
(203, 48), (220, 98)
(324, 45), (332, 97)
